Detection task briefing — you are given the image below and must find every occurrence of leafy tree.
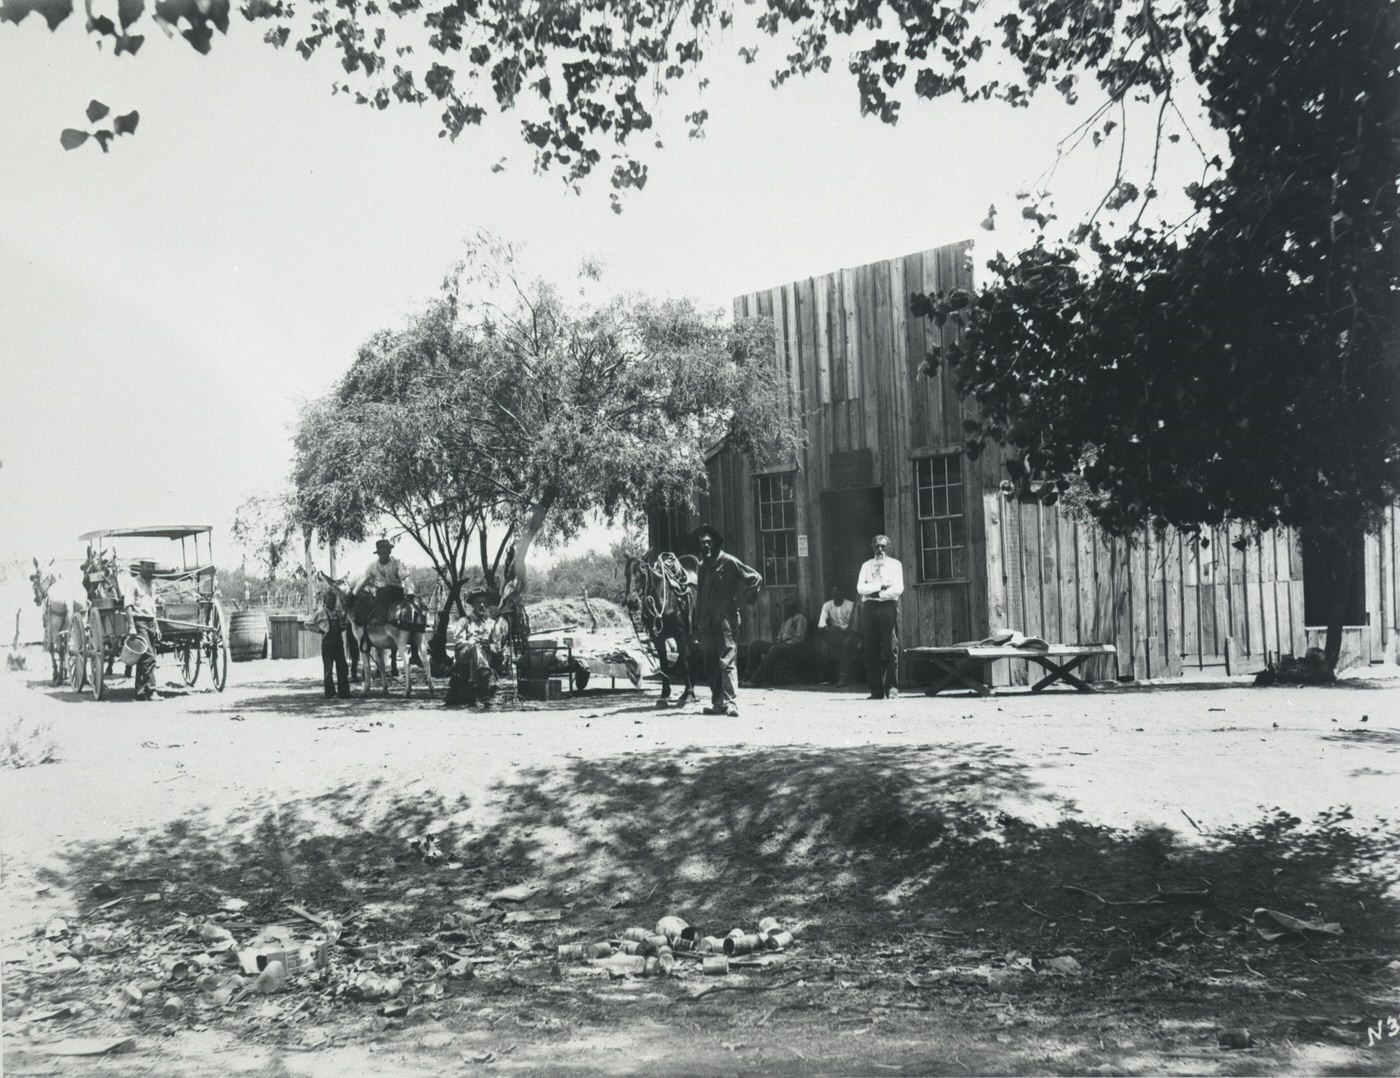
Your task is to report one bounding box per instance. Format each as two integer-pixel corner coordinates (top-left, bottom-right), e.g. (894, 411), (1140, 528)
(230, 490), (300, 581)
(291, 238), (801, 657)
(917, 0), (1399, 669)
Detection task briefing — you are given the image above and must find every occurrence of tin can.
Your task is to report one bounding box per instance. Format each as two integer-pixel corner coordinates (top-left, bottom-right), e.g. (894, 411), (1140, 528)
(724, 933), (763, 957)
(620, 940), (645, 955)
(655, 947), (676, 973)
(699, 936), (725, 954)
(585, 942), (614, 959)
(557, 943), (585, 961)
(644, 934), (670, 955)
(757, 917), (782, 934)
(702, 956), (729, 976)
(622, 927), (652, 943)
(764, 930), (794, 950)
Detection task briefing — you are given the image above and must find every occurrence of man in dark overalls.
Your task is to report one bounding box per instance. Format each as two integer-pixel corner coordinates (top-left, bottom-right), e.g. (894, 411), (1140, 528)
(693, 524), (762, 717)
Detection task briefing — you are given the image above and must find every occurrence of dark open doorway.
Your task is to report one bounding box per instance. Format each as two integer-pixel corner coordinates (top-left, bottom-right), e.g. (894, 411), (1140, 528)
(822, 487), (885, 598)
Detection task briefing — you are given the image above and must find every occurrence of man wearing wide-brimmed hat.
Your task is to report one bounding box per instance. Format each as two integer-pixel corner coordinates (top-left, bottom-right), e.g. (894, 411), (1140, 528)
(445, 588), (511, 708)
(692, 524), (762, 717)
(350, 537), (415, 626)
(128, 558), (162, 701)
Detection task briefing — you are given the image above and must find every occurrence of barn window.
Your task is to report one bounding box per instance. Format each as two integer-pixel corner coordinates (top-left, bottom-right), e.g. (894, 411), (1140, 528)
(756, 472), (799, 586)
(915, 455), (966, 581)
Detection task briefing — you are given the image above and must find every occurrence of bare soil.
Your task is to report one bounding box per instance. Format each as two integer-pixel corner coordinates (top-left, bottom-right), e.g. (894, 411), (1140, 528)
(2, 648), (1398, 1077)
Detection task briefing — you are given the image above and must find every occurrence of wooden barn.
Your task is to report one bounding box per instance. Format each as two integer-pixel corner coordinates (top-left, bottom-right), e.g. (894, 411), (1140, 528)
(649, 240), (1400, 685)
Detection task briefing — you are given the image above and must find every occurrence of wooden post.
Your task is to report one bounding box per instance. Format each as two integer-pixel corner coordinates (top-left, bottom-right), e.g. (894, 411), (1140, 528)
(304, 531), (314, 614)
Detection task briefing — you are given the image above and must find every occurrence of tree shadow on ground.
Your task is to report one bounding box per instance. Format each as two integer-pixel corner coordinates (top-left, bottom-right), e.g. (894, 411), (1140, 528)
(1322, 727), (1400, 751)
(18, 745), (1400, 1075)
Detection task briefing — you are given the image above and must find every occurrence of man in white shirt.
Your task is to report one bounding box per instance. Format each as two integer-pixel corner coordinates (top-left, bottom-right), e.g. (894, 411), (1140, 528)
(856, 534), (904, 699)
(128, 559), (162, 701)
(817, 584), (859, 686)
(351, 538), (415, 625)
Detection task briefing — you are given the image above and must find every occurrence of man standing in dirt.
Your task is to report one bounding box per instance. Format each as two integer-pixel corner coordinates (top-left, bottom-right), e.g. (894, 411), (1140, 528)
(128, 558), (162, 701)
(693, 524), (762, 717)
(857, 534), (904, 700)
(308, 588), (352, 699)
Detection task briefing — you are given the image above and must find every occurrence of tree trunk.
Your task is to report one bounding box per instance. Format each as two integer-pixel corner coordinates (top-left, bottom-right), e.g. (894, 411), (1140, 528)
(429, 576), (466, 678)
(1315, 527), (1361, 672)
(509, 492), (556, 597)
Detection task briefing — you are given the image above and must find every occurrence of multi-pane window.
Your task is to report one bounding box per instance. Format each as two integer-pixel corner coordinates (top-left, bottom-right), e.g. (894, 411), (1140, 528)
(756, 473), (798, 586)
(915, 455), (965, 581)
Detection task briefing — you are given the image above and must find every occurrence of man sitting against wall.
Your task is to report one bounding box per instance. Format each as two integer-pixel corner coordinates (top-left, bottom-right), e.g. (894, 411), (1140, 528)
(745, 595), (815, 687)
(817, 584), (861, 686)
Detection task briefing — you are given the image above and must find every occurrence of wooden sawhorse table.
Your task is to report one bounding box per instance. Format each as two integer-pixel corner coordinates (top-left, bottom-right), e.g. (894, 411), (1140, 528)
(905, 644), (1118, 696)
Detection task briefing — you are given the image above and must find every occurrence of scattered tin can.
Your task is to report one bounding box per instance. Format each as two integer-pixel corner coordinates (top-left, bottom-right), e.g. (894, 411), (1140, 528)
(585, 942), (614, 959)
(620, 940), (646, 955)
(655, 947), (676, 974)
(764, 930), (794, 950)
(1217, 1028), (1252, 1050)
(724, 933), (763, 957)
(557, 943), (585, 961)
(702, 956), (729, 976)
(644, 934), (670, 955)
(757, 917), (782, 934)
(725, 927), (746, 939)
(160, 995), (183, 1020)
(699, 936), (726, 954)
(621, 927), (652, 943)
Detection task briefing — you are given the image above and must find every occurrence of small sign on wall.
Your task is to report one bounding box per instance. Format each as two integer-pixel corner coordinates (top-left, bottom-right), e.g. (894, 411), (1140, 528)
(797, 534), (809, 557)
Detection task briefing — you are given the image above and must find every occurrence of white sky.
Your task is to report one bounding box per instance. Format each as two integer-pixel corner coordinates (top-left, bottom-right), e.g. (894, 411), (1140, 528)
(0, 13), (1218, 572)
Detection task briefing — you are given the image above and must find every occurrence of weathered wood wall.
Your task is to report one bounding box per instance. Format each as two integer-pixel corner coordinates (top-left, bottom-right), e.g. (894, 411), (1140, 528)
(985, 491), (1309, 684)
(715, 241), (989, 645)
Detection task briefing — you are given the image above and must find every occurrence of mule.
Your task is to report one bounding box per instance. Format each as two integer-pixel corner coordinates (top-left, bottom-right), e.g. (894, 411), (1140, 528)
(350, 586), (433, 698)
(623, 551), (700, 707)
(29, 557), (86, 686)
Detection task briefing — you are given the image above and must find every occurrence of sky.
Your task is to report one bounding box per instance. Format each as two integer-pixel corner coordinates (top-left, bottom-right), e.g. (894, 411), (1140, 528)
(0, 9), (1216, 576)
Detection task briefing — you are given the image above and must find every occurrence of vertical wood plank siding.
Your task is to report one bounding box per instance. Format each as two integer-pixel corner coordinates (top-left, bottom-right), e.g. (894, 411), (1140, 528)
(713, 241), (1364, 684)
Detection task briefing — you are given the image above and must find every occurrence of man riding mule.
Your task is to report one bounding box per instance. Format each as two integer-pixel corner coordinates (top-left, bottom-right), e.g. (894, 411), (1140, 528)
(29, 557), (86, 686)
(347, 539), (430, 696)
(624, 549), (701, 707)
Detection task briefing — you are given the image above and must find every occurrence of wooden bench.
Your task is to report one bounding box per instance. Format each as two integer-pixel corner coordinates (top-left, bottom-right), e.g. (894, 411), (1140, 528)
(905, 644), (1118, 696)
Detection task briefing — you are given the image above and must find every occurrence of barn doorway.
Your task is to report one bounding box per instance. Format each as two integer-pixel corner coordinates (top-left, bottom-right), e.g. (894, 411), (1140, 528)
(822, 487), (885, 598)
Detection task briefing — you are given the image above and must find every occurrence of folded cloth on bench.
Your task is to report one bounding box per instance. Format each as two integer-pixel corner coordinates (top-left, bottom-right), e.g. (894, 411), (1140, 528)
(950, 628), (1050, 651)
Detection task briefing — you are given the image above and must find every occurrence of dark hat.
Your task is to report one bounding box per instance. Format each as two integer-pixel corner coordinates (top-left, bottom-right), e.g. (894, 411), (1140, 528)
(691, 523), (724, 548)
(137, 559), (156, 572)
(375, 538), (394, 552)
(465, 588), (492, 606)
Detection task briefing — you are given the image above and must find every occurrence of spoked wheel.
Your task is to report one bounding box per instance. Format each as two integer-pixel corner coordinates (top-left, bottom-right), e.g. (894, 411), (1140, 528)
(67, 616), (87, 692)
(180, 643), (201, 687)
(87, 606), (105, 701)
(206, 600), (229, 692)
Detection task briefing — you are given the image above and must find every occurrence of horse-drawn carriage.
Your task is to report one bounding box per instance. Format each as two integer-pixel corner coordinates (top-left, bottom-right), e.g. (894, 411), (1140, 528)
(67, 525), (231, 700)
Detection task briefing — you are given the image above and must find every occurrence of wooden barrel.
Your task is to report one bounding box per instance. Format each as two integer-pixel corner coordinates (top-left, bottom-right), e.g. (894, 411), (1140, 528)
(229, 611), (269, 662)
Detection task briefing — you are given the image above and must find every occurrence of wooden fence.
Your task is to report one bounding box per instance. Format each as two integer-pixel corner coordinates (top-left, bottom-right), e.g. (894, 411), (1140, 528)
(985, 492), (1307, 685)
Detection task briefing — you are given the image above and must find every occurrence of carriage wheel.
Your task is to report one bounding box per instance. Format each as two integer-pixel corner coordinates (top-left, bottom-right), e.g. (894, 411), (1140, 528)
(67, 616), (87, 692)
(207, 601), (229, 692)
(180, 644), (201, 687)
(87, 606), (105, 701)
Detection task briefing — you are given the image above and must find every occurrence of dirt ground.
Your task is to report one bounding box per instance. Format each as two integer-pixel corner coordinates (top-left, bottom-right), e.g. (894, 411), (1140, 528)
(2, 647), (1398, 1077)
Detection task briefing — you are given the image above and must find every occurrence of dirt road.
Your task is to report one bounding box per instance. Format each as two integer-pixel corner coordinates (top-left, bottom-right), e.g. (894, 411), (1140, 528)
(2, 654), (1397, 1076)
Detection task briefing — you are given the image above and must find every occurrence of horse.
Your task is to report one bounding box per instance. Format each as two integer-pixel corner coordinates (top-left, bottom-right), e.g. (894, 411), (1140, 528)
(28, 557), (86, 686)
(623, 551), (700, 707)
(349, 585), (433, 698)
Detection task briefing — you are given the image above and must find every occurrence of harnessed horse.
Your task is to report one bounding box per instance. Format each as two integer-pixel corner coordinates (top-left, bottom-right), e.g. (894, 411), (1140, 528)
(29, 558), (85, 686)
(623, 551), (700, 707)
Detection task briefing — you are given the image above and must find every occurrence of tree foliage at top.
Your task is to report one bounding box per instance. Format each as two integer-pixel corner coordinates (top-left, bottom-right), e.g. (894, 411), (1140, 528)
(10, 0), (1212, 213)
(914, 0), (1398, 665)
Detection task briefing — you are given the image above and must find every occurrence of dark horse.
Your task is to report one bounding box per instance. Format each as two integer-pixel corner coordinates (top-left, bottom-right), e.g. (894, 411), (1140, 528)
(623, 551), (700, 707)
